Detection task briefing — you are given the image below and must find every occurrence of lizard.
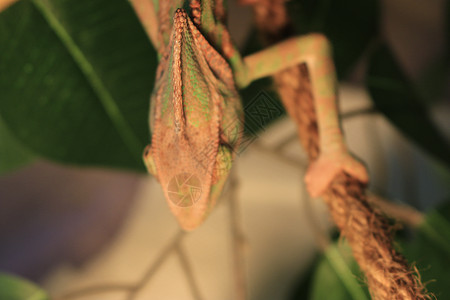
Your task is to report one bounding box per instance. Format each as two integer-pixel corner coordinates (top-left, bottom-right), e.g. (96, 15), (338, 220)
(136, 0), (368, 231)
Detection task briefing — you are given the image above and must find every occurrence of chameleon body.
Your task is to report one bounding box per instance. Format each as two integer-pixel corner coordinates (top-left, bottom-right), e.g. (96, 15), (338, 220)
(141, 0), (368, 231)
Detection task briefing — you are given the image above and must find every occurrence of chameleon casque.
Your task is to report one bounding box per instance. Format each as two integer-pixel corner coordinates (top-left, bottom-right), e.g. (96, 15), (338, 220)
(142, 0), (368, 231)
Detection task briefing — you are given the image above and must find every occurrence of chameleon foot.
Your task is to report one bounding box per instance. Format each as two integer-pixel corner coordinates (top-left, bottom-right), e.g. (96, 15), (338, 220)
(304, 151), (368, 198)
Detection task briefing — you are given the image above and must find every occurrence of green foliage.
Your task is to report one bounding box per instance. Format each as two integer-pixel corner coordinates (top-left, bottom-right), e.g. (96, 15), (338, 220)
(290, 203), (450, 300)
(402, 203), (450, 298)
(0, 0), (157, 173)
(0, 273), (49, 300)
(0, 0), (448, 175)
(0, 116), (34, 173)
(309, 243), (370, 300)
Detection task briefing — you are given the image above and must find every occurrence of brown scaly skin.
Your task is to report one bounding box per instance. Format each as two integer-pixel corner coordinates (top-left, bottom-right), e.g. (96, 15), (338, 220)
(144, 9), (243, 230)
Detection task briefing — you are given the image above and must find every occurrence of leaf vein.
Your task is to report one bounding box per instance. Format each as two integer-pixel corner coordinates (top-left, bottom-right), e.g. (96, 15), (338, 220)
(31, 0), (143, 162)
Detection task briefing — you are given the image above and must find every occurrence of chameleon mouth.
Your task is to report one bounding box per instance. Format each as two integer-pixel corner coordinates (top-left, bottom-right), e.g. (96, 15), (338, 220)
(167, 173), (202, 207)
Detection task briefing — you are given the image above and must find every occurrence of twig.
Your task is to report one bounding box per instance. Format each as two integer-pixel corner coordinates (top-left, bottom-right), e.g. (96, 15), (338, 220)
(254, 135), (327, 252)
(126, 229), (185, 300)
(54, 284), (134, 300)
(54, 230), (185, 300)
(228, 167), (247, 300)
(265, 131), (332, 252)
(367, 192), (424, 227)
(252, 140), (307, 169)
(175, 242), (204, 300)
(301, 178), (331, 252)
(274, 131), (299, 152)
(341, 107), (377, 120)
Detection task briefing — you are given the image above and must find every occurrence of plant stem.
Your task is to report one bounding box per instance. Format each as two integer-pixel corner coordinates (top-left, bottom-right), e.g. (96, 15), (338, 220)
(175, 242), (204, 300)
(228, 167), (247, 300)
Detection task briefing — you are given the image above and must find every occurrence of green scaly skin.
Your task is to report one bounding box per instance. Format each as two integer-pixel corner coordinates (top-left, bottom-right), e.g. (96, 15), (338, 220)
(133, 0), (368, 230)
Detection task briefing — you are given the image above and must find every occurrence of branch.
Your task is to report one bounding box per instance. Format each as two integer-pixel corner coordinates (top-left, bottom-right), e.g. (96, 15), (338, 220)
(341, 107), (377, 120)
(175, 242), (204, 300)
(301, 181), (331, 252)
(54, 284), (134, 300)
(55, 230), (185, 300)
(126, 230), (185, 299)
(228, 167), (247, 300)
(252, 140), (307, 169)
(367, 192), (424, 227)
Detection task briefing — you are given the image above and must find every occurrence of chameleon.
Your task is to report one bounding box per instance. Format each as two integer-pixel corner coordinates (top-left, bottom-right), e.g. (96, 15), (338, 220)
(138, 0), (368, 231)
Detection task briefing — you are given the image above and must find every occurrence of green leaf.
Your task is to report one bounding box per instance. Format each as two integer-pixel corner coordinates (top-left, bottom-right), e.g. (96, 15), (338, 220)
(0, 115), (34, 173)
(0, 273), (49, 300)
(309, 243), (370, 300)
(401, 201), (450, 298)
(305, 203), (450, 300)
(366, 44), (450, 170)
(288, 255), (319, 300)
(287, 0), (379, 78)
(420, 209), (450, 256)
(0, 0), (157, 172)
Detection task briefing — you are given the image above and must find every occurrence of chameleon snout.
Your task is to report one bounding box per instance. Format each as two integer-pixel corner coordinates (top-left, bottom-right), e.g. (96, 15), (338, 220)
(166, 172), (203, 208)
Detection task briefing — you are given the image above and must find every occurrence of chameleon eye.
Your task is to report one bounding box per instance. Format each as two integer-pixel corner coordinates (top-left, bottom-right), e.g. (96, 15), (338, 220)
(143, 145), (151, 157)
(212, 145), (233, 184)
(143, 145), (158, 180)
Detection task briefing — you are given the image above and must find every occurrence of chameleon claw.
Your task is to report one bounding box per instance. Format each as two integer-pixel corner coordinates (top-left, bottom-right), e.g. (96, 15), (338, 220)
(304, 151), (368, 198)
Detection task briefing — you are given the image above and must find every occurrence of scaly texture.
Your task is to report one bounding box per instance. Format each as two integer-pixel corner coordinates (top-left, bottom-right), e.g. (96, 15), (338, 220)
(144, 7), (243, 230)
(247, 0), (431, 299)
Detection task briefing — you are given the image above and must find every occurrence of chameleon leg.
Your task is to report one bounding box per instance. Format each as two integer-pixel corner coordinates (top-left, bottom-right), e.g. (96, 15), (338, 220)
(242, 34), (368, 197)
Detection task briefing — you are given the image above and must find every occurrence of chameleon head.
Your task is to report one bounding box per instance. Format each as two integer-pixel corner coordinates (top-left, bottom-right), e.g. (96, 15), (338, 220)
(143, 8), (242, 231)
(143, 139), (235, 231)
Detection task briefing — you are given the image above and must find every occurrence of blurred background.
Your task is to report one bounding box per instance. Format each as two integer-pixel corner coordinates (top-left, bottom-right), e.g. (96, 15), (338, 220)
(0, 0), (449, 299)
